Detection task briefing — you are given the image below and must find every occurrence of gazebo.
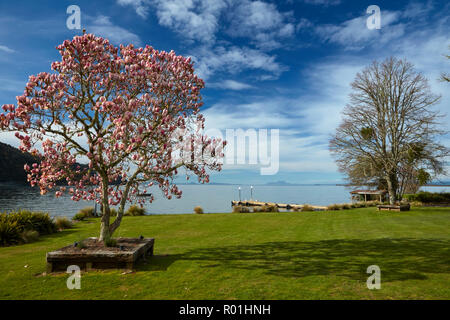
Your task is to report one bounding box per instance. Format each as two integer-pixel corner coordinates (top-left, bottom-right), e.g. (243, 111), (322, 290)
(350, 190), (388, 202)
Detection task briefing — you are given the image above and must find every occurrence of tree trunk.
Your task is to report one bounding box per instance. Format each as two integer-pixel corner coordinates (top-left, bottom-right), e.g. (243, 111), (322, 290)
(99, 214), (110, 242)
(99, 178), (111, 242)
(386, 172), (398, 205)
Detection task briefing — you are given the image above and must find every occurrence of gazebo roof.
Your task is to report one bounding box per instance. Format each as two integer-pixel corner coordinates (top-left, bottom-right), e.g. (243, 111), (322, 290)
(350, 189), (387, 195)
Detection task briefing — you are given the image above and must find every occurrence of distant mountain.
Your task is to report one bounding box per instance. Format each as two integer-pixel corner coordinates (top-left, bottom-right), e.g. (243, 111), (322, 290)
(0, 142), (92, 185)
(426, 181), (450, 186)
(0, 142), (38, 184)
(265, 180), (294, 186)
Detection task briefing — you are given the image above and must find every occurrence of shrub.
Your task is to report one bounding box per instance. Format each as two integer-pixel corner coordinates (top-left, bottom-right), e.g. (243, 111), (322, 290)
(0, 210), (57, 246)
(73, 207), (94, 221)
(404, 192), (450, 204)
(105, 237), (117, 247)
(109, 208), (118, 217)
(232, 205), (251, 213)
(327, 204), (341, 211)
(5, 210), (56, 235)
(126, 205), (146, 216)
(341, 204), (351, 210)
(75, 240), (88, 249)
(0, 218), (21, 246)
(253, 206), (264, 213)
(301, 204), (314, 212)
(30, 211), (56, 234)
(80, 206), (95, 216)
(54, 217), (73, 230)
(358, 202), (369, 208)
(21, 230), (39, 243)
(73, 206), (119, 220)
(193, 206), (204, 214)
(72, 212), (88, 221)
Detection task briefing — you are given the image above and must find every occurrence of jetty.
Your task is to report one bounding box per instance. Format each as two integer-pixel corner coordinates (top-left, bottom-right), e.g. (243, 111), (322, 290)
(231, 200), (327, 211)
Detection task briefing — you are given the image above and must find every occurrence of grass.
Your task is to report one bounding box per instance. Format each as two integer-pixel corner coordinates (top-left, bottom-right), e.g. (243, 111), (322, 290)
(0, 207), (449, 300)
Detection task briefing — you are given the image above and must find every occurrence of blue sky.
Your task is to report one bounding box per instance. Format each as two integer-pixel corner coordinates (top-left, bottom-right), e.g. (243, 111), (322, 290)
(0, 0), (449, 184)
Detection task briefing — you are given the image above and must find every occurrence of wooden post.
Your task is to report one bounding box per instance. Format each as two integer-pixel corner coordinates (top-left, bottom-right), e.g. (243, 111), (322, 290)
(46, 262), (53, 274)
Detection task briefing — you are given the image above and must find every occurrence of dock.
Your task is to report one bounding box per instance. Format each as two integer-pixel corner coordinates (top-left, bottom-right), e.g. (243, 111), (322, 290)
(231, 200), (327, 211)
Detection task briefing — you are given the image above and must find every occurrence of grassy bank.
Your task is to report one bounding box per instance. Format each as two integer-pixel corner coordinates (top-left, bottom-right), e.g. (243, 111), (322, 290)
(0, 207), (449, 299)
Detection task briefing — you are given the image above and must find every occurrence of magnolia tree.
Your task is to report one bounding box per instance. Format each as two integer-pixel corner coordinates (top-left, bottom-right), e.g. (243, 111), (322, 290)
(0, 34), (225, 242)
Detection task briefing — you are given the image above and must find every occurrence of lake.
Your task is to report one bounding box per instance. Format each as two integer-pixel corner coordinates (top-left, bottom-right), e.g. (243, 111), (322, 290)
(0, 183), (448, 218)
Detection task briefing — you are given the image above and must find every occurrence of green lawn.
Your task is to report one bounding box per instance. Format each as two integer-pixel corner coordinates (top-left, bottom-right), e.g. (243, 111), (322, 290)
(0, 207), (449, 299)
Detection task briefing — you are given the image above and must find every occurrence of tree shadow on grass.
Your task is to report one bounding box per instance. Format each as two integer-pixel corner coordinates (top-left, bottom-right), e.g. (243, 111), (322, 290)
(140, 238), (450, 282)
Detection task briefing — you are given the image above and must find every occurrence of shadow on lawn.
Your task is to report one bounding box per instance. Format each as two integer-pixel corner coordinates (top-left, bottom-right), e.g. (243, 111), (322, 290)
(141, 238), (450, 282)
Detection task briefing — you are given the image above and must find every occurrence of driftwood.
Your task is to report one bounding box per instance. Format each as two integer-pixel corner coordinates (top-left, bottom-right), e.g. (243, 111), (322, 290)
(231, 200), (327, 211)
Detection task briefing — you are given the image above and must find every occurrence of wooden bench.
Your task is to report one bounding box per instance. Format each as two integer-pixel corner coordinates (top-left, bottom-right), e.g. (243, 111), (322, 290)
(377, 204), (410, 212)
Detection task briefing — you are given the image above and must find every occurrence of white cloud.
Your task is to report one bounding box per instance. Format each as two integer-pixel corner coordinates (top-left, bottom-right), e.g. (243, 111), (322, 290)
(117, 0), (151, 18)
(208, 80), (254, 90)
(87, 15), (141, 46)
(201, 13), (450, 175)
(296, 18), (313, 31)
(0, 45), (14, 53)
(315, 10), (403, 50)
(301, 0), (341, 6)
(191, 45), (287, 80)
(120, 0), (296, 49)
(226, 0), (295, 50)
(0, 77), (26, 94)
(149, 0), (227, 44)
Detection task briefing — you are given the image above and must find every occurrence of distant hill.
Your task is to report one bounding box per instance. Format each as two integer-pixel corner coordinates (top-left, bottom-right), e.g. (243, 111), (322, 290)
(0, 142), (120, 185)
(0, 142), (38, 184)
(265, 180), (294, 186)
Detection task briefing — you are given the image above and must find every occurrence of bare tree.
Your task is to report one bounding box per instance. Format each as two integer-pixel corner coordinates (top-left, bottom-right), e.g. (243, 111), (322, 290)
(330, 57), (448, 205)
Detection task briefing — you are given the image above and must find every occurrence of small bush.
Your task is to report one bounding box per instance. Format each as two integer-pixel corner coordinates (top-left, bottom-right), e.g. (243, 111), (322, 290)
(0, 210), (56, 246)
(358, 202), (369, 208)
(73, 207), (94, 221)
(327, 204), (341, 210)
(13, 210), (56, 235)
(232, 205), (251, 213)
(193, 206), (204, 214)
(54, 217), (73, 230)
(72, 240), (88, 249)
(21, 230), (39, 243)
(74, 206), (119, 220)
(0, 218), (21, 246)
(301, 204), (314, 212)
(109, 208), (118, 217)
(104, 237), (117, 247)
(252, 206), (264, 213)
(341, 204), (351, 210)
(72, 212), (87, 221)
(80, 207), (95, 217)
(404, 192), (450, 204)
(126, 205), (146, 216)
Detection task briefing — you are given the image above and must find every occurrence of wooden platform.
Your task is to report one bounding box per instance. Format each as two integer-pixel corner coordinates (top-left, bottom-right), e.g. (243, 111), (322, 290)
(231, 200), (327, 211)
(377, 204), (411, 212)
(46, 237), (154, 272)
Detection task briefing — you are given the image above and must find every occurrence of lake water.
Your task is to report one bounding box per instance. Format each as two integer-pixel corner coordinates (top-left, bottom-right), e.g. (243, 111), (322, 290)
(0, 183), (448, 218)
